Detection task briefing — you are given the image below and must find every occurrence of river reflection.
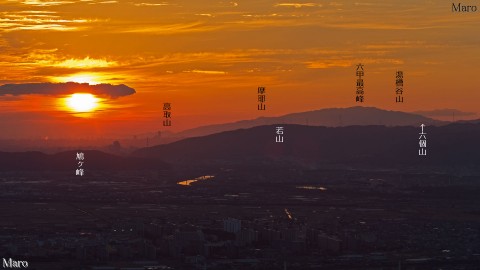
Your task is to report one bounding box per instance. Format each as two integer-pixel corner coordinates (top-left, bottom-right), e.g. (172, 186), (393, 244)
(178, 175), (215, 186)
(296, 186), (327, 191)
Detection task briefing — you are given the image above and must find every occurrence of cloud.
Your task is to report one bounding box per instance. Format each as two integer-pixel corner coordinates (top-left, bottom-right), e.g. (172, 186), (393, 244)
(195, 13), (214, 17)
(22, 0), (74, 6)
(117, 21), (222, 35)
(95, 0), (118, 4)
(133, 2), (171, 6)
(0, 11), (91, 32)
(49, 57), (118, 68)
(274, 3), (322, 8)
(0, 82), (136, 98)
(305, 60), (352, 69)
(184, 69), (227, 75)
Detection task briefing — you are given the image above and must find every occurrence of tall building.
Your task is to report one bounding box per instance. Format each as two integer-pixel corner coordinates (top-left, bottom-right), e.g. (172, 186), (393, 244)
(223, 218), (241, 234)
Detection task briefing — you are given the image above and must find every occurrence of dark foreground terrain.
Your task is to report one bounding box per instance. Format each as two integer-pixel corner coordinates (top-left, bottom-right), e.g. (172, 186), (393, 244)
(2, 123), (480, 269)
(1, 165), (480, 270)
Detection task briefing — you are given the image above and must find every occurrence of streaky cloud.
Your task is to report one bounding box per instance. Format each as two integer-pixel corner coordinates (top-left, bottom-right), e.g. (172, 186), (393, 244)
(0, 82), (136, 98)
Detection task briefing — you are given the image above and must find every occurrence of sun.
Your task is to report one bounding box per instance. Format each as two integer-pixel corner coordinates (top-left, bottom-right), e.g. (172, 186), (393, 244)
(65, 93), (99, 113)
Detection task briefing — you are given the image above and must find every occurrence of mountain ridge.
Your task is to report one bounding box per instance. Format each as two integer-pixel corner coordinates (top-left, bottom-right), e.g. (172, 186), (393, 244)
(134, 122), (480, 172)
(175, 106), (446, 139)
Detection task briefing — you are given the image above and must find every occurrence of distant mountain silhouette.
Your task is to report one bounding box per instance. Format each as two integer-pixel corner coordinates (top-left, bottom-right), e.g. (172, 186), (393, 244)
(0, 150), (169, 171)
(176, 106), (445, 139)
(134, 123), (480, 171)
(414, 108), (477, 118)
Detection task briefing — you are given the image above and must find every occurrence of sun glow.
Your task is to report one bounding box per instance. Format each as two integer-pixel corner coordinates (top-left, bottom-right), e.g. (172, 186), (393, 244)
(65, 93), (99, 113)
(53, 57), (117, 69)
(54, 73), (101, 85)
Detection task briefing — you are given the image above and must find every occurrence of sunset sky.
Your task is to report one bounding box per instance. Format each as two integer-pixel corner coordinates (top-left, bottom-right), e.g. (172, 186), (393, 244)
(0, 0), (479, 139)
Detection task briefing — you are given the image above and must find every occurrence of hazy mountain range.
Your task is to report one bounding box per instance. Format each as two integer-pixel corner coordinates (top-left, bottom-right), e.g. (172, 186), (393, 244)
(134, 122), (480, 171)
(0, 106), (449, 152)
(1, 122), (479, 173)
(1, 106), (479, 174)
(175, 106), (446, 139)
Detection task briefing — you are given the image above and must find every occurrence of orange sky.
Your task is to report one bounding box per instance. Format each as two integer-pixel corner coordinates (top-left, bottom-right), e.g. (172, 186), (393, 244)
(0, 0), (479, 139)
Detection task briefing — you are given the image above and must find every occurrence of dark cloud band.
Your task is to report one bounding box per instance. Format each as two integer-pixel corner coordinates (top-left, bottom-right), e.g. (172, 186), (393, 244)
(0, 82), (136, 98)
